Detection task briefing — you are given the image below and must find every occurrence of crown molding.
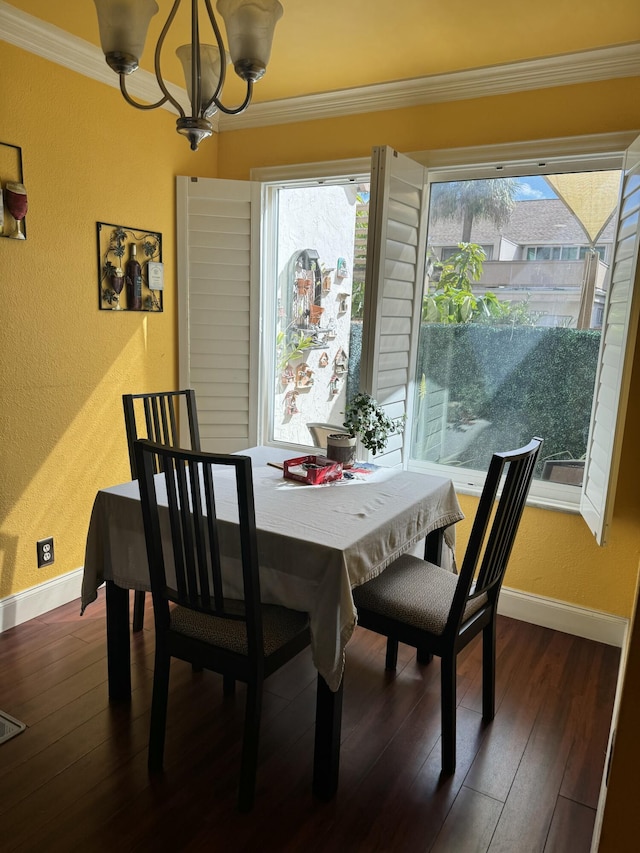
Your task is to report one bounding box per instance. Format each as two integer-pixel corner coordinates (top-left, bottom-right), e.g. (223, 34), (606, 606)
(1, 1), (638, 135)
(222, 42), (640, 131)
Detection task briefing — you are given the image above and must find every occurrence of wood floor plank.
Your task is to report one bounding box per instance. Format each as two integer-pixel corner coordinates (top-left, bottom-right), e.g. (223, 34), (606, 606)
(0, 618), (81, 674)
(5, 665), (228, 851)
(458, 616), (523, 714)
(350, 705), (488, 853)
(0, 677), (134, 780)
(559, 640), (620, 808)
(487, 636), (590, 853)
(8, 658), (108, 725)
(321, 688), (445, 849)
(38, 596), (96, 624)
(543, 795), (596, 853)
(463, 624), (563, 803)
(29, 672), (309, 853)
(0, 633), (100, 699)
(430, 785), (504, 853)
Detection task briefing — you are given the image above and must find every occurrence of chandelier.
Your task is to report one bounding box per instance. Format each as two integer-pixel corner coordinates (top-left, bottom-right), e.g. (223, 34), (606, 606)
(93, 0), (284, 150)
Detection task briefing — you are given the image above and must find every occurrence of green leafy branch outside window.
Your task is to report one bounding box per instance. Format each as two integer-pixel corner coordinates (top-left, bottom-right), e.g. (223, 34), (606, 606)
(423, 242), (538, 325)
(276, 329), (315, 372)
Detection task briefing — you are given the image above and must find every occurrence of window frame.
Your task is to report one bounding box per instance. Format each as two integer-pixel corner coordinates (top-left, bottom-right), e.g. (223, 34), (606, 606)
(251, 133), (637, 517)
(524, 244), (606, 261)
(408, 149), (628, 512)
(254, 161), (371, 452)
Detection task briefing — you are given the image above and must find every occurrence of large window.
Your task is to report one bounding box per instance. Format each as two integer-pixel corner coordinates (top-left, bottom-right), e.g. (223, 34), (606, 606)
(410, 170), (621, 503)
(525, 245), (606, 261)
(357, 141), (640, 545)
(178, 133), (640, 544)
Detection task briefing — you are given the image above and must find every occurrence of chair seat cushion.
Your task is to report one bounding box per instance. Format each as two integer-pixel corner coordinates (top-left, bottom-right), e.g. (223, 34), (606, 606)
(170, 602), (309, 657)
(353, 554), (487, 636)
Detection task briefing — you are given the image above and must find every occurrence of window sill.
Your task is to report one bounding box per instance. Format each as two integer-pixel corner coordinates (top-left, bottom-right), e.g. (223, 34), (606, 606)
(264, 446), (582, 514)
(407, 459), (581, 514)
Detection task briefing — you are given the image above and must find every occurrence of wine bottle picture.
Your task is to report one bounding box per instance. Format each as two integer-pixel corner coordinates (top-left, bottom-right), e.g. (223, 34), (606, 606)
(97, 222), (163, 312)
(125, 243), (142, 310)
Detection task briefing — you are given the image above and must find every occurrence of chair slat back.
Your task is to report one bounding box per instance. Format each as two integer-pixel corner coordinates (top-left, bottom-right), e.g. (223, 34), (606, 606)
(123, 390), (201, 479)
(448, 438), (543, 632)
(134, 440), (263, 658)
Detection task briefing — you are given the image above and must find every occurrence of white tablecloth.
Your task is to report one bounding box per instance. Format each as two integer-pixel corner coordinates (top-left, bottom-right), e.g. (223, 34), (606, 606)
(82, 447), (464, 690)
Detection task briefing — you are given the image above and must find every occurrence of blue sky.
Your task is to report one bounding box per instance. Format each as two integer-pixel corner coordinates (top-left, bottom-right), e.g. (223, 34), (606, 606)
(515, 175), (558, 201)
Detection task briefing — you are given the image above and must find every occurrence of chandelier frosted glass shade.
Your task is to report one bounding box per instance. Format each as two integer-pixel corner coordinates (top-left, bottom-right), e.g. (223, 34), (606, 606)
(176, 43), (229, 117)
(92, 0), (283, 149)
(93, 0), (159, 74)
(217, 0), (284, 82)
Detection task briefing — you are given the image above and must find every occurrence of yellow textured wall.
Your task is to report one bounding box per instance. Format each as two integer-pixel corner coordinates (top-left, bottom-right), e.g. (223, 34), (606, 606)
(1, 35), (639, 622)
(218, 79), (640, 179)
(217, 76), (640, 617)
(0, 43), (217, 599)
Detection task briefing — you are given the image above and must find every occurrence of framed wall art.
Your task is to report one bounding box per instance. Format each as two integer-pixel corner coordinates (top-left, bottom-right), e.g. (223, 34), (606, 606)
(1, 141), (27, 240)
(97, 222), (163, 312)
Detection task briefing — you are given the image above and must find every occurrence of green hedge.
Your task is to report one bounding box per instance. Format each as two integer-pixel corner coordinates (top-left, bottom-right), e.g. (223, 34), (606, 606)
(347, 321), (362, 402)
(349, 322), (601, 471)
(414, 324), (601, 470)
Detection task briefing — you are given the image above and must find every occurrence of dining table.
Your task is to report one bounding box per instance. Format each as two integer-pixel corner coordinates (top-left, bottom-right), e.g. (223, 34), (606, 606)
(81, 445), (464, 799)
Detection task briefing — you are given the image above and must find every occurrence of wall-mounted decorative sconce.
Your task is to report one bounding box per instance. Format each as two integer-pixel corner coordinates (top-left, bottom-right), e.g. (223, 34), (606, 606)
(1, 141), (27, 240)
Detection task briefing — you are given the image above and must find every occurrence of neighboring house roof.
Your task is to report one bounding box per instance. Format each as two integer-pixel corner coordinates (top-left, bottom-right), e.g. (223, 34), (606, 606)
(429, 198), (617, 247)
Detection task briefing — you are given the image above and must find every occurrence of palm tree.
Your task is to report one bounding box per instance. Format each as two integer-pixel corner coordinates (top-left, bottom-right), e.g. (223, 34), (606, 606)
(430, 178), (518, 242)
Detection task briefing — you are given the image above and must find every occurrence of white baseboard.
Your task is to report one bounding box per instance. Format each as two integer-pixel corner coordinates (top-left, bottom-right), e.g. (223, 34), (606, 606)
(0, 571), (628, 648)
(0, 568), (84, 632)
(499, 586), (628, 648)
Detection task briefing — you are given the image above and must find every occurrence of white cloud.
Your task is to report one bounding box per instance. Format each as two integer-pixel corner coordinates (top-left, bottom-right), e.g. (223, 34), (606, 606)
(516, 181), (547, 200)
(515, 176), (558, 200)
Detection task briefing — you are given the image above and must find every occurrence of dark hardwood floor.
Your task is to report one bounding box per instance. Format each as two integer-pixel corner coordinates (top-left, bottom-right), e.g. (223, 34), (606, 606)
(0, 592), (619, 852)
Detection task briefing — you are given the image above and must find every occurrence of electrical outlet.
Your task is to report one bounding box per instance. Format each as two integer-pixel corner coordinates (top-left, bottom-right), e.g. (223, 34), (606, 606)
(36, 537), (54, 568)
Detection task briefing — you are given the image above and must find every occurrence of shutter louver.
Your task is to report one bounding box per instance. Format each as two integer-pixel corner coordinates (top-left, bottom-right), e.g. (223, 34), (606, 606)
(177, 177), (260, 453)
(580, 135), (640, 544)
(361, 147), (428, 467)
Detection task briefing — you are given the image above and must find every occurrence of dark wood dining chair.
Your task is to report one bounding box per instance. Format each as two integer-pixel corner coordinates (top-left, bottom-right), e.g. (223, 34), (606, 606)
(353, 437), (543, 776)
(133, 439), (311, 812)
(122, 389), (201, 631)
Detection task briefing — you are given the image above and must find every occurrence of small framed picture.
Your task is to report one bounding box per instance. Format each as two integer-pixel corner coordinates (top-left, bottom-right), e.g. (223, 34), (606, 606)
(97, 222), (163, 311)
(147, 261), (164, 291)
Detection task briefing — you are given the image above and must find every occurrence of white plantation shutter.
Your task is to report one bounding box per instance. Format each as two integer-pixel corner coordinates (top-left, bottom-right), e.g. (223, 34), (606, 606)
(581, 134), (640, 544)
(177, 176), (260, 453)
(361, 146), (428, 466)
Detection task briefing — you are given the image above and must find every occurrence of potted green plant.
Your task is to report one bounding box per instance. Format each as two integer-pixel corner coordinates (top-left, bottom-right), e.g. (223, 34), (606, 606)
(327, 392), (407, 467)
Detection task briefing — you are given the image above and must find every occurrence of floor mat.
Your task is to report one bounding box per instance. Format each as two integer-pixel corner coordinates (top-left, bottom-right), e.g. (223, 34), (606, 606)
(0, 710), (26, 745)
